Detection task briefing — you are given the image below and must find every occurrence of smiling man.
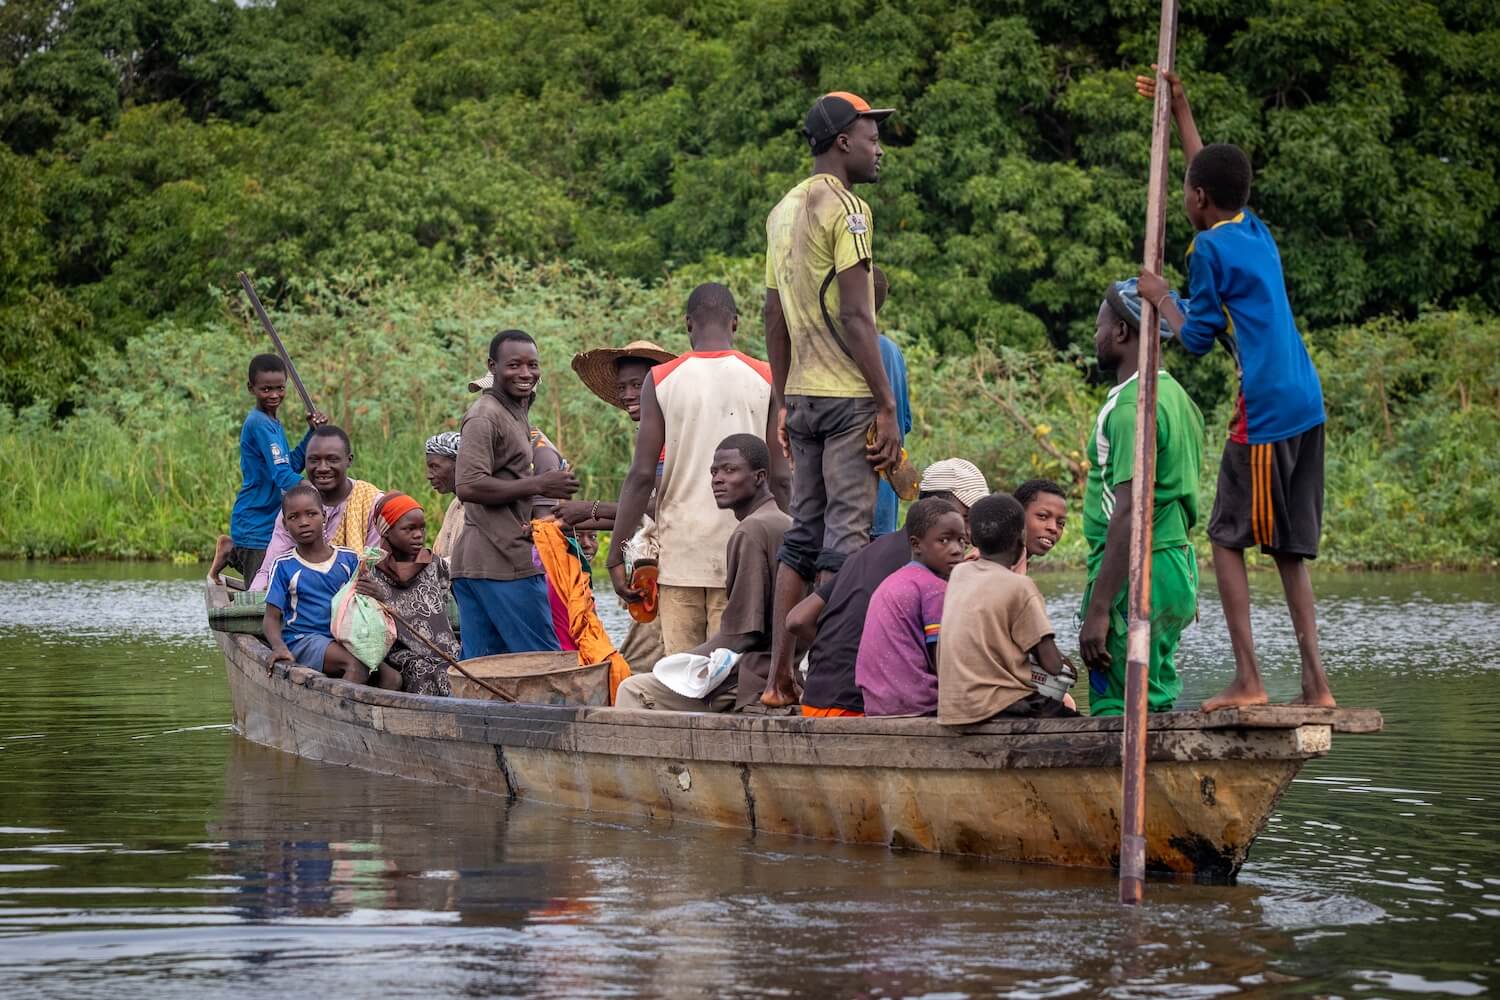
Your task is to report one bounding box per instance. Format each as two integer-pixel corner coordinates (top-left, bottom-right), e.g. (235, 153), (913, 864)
(451, 330), (580, 658)
(248, 425), (383, 591)
(613, 434), (791, 713)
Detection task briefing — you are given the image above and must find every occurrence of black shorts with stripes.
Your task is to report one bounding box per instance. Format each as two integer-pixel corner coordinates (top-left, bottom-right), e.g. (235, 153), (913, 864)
(1207, 424), (1325, 559)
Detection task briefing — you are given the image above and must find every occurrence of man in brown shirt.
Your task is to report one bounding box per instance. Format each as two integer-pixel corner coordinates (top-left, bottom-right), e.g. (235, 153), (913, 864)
(452, 330), (579, 657)
(614, 434), (791, 712)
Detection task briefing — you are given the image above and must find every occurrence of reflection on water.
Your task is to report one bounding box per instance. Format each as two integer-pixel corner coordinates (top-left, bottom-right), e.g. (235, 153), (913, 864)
(0, 562), (1495, 997)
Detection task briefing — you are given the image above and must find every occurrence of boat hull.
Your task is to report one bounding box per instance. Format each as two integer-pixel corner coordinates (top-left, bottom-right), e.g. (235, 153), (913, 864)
(211, 602), (1378, 880)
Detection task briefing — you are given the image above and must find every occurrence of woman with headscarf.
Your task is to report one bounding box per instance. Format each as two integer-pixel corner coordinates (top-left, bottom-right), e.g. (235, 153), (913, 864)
(424, 431), (466, 558)
(355, 491), (457, 697)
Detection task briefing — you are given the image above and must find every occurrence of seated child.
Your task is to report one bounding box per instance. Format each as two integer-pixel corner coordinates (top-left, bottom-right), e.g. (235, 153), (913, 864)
(353, 492), (457, 697)
(262, 483), (363, 680)
(1013, 478), (1068, 575)
(938, 493), (1078, 725)
(855, 497), (968, 717)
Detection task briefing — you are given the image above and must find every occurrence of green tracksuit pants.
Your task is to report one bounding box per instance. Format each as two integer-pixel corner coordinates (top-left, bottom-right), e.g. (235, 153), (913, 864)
(1080, 544), (1198, 716)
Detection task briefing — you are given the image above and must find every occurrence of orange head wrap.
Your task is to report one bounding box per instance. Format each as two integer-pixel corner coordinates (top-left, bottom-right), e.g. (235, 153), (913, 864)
(376, 491), (423, 534)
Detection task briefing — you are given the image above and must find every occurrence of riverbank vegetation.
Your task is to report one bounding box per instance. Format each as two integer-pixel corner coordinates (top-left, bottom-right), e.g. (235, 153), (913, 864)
(0, 265), (1494, 568)
(1, 1), (1497, 567)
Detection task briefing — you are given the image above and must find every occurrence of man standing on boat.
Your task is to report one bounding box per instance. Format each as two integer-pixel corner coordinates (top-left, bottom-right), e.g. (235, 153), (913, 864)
(760, 91), (903, 708)
(451, 330), (580, 657)
(1077, 280), (1204, 715)
(607, 285), (776, 657)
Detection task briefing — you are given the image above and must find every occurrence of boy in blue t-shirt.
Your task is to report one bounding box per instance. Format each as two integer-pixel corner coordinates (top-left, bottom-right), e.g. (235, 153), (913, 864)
(870, 266), (914, 537)
(214, 354), (325, 587)
(262, 484), (364, 681)
(1136, 69), (1335, 711)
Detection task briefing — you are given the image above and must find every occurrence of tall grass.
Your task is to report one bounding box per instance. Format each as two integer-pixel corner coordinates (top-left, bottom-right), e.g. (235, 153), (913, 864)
(2, 263), (1497, 569)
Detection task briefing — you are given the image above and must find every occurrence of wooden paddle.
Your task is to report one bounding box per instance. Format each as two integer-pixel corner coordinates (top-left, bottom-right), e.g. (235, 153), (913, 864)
(237, 271), (318, 419)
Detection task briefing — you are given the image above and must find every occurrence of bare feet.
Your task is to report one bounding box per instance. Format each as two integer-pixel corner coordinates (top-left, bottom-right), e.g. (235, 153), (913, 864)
(1202, 678), (1269, 712)
(760, 674), (802, 708)
(1289, 684), (1337, 708)
(208, 534), (234, 584)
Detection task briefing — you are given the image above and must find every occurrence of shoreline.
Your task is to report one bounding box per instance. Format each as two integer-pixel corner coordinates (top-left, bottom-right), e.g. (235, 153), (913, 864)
(2, 555), (1495, 574)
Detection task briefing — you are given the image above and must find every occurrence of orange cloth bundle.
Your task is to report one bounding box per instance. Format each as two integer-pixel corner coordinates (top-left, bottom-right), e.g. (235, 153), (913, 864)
(531, 519), (632, 703)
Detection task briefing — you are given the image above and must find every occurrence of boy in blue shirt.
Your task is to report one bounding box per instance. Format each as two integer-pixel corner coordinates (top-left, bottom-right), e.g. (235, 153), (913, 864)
(262, 484), (364, 681)
(218, 354), (324, 586)
(870, 266), (914, 537)
(1136, 69), (1335, 711)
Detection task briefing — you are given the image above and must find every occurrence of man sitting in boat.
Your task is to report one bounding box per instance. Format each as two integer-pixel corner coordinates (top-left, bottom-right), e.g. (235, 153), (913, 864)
(353, 492), (456, 697)
(262, 483), (363, 679)
(793, 459), (990, 718)
(938, 493), (1079, 724)
(425, 432), (465, 559)
(1077, 279), (1205, 716)
(613, 434), (791, 713)
(250, 426), (385, 591)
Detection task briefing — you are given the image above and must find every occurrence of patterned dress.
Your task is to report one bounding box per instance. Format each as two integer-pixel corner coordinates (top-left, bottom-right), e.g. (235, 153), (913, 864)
(362, 550), (457, 697)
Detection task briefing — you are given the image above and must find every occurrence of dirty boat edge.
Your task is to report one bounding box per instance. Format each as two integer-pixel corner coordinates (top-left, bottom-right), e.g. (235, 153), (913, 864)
(207, 583), (1381, 880)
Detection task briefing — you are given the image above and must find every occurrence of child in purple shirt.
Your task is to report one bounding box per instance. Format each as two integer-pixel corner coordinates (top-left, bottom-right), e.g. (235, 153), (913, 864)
(856, 497), (969, 717)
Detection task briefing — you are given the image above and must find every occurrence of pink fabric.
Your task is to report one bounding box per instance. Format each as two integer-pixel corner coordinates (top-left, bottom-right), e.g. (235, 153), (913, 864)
(531, 543), (579, 651)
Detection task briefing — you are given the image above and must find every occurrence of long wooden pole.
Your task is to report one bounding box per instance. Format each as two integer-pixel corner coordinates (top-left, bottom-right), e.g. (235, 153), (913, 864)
(1120, 0), (1179, 907)
(237, 271), (318, 417)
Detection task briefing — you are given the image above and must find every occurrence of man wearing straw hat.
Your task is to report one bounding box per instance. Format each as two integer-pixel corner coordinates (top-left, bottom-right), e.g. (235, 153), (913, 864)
(570, 339), (676, 673)
(606, 283), (777, 657)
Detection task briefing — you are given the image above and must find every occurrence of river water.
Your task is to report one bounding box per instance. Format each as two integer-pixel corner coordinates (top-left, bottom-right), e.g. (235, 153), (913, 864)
(0, 562), (1495, 998)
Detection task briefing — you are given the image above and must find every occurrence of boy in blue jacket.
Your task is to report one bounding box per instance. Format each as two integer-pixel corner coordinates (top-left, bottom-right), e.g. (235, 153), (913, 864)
(215, 354), (324, 586)
(1136, 69), (1335, 711)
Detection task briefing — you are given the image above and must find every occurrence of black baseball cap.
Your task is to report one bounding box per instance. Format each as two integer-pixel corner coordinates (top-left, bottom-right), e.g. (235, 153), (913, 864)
(803, 91), (895, 149)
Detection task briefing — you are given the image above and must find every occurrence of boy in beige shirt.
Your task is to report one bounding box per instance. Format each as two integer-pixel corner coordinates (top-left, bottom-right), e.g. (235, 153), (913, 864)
(938, 494), (1078, 724)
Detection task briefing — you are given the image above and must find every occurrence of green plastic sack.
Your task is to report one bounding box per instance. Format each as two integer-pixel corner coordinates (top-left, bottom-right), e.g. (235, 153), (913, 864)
(329, 550), (395, 669)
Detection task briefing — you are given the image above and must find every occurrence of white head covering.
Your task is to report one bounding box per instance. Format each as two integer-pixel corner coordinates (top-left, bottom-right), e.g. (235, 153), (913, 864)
(919, 458), (990, 508)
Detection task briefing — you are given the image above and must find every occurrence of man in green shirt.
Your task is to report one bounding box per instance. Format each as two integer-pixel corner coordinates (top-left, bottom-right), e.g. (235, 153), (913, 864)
(1078, 279), (1205, 715)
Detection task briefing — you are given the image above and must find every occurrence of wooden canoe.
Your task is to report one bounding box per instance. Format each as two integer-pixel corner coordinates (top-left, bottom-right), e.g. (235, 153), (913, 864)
(205, 581), (1380, 880)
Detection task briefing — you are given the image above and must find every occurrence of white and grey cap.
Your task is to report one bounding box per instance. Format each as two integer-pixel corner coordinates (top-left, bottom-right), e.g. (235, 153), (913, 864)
(919, 458), (990, 509)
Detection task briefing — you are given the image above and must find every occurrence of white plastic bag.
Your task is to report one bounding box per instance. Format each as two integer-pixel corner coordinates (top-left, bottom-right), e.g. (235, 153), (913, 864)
(652, 647), (739, 699)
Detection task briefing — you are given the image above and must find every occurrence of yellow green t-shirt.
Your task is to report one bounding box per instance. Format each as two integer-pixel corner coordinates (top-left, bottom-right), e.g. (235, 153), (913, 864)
(764, 173), (875, 398)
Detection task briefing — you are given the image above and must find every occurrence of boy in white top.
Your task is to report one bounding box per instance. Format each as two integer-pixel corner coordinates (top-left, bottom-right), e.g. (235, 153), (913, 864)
(608, 284), (777, 655)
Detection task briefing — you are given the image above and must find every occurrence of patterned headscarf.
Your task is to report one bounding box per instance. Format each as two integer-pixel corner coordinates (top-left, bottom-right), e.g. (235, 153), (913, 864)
(1107, 278), (1183, 339)
(424, 431), (461, 457)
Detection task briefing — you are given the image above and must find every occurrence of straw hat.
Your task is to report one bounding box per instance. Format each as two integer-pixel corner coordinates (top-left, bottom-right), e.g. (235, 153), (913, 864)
(569, 341), (676, 409)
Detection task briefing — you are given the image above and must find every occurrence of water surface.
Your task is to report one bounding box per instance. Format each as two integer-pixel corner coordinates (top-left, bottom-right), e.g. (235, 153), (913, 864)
(0, 562), (1496, 997)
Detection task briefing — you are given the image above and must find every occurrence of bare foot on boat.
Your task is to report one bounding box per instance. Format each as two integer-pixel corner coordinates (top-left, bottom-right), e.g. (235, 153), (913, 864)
(1289, 683), (1337, 708)
(760, 677), (801, 708)
(1201, 679), (1269, 712)
(208, 534), (234, 585)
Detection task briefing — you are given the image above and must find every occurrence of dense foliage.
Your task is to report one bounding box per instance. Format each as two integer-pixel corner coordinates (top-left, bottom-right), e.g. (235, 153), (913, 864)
(0, 266), (1494, 568)
(2, 0), (1498, 409)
